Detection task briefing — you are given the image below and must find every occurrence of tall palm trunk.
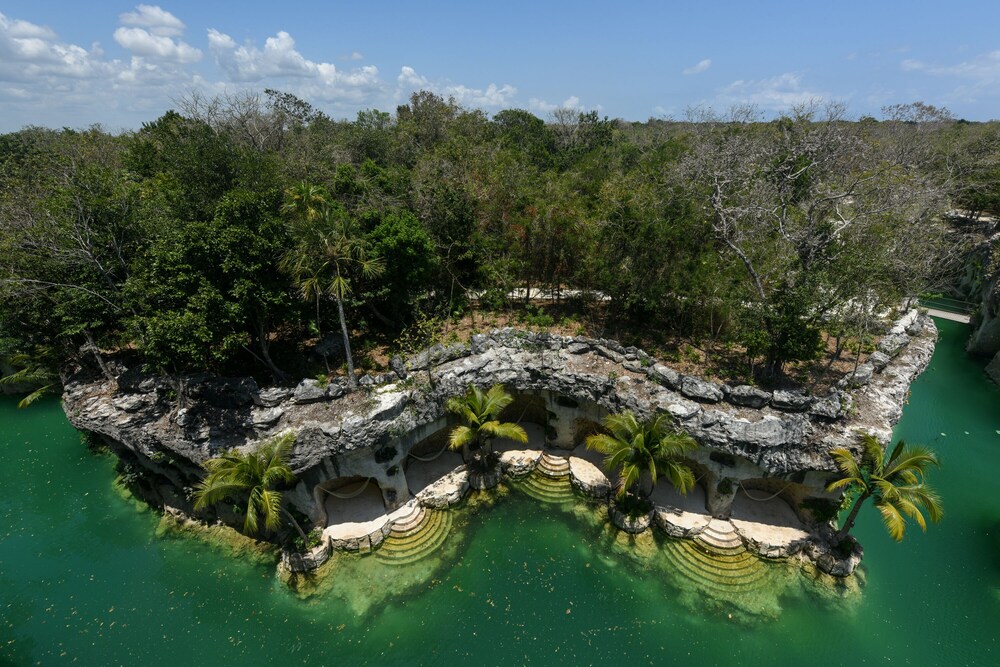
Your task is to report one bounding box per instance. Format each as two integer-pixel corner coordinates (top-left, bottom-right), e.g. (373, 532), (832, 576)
(835, 491), (870, 542)
(281, 507), (309, 544)
(315, 292), (331, 374)
(334, 293), (357, 388)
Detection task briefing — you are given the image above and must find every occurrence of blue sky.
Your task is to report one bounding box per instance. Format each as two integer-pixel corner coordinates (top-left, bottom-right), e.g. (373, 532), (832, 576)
(2, 1), (1000, 131)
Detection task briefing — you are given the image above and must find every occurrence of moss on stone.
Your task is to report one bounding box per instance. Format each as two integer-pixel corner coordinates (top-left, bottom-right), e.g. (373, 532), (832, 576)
(155, 512), (279, 567)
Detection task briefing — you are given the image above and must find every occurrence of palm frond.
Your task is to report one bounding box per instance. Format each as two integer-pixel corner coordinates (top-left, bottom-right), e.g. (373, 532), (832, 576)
(618, 462), (640, 498)
(259, 488), (284, 533)
(663, 459), (696, 495)
(585, 433), (621, 455)
(448, 425), (475, 451)
(481, 421), (528, 443)
(825, 475), (859, 492)
(192, 434), (297, 537)
(192, 481), (246, 510)
(903, 485), (944, 523)
(829, 447), (863, 480)
(875, 498), (907, 541)
(244, 487), (262, 534)
(17, 384), (55, 409)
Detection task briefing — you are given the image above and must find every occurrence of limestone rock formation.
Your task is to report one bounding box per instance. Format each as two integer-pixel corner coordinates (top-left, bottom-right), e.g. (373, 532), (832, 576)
(62, 309), (936, 578)
(966, 234), (1000, 385)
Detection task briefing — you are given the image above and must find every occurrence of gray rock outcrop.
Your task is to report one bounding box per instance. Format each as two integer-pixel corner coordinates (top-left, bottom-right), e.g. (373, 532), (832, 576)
(61, 309), (936, 578)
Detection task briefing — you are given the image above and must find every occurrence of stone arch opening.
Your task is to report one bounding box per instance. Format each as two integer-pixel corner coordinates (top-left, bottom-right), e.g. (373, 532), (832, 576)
(404, 425), (464, 497)
(501, 392), (548, 427)
(729, 478), (807, 527)
(647, 457), (711, 515)
(315, 475), (386, 530)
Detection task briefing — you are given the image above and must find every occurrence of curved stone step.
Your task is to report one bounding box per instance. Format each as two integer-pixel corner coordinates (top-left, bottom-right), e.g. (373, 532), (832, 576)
(513, 470), (575, 504)
(677, 544), (766, 581)
(389, 506), (429, 538)
(661, 539), (771, 595)
(697, 520), (744, 551)
(389, 503), (426, 532)
(379, 510), (447, 554)
(692, 539), (747, 558)
(536, 453), (571, 478)
(375, 509), (453, 566)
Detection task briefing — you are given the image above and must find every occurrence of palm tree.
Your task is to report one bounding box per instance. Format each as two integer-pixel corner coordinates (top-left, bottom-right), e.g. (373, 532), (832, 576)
(192, 433), (308, 543)
(281, 182), (327, 223)
(0, 353), (57, 409)
(446, 384), (528, 472)
(826, 435), (943, 543)
(281, 202), (384, 388)
(585, 411), (698, 503)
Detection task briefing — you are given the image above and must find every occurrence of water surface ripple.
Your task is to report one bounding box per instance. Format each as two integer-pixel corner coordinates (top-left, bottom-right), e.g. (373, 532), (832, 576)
(2, 319), (998, 665)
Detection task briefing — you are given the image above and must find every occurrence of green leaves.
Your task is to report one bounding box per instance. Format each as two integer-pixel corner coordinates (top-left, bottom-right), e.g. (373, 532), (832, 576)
(585, 410), (698, 500)
(193, 433), (297, 537)
(446, 384), (527, 467)
(827, 434), (943, 542)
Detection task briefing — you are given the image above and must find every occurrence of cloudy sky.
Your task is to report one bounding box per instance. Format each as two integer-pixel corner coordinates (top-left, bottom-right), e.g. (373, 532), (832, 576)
(2, 0), (1000, 131)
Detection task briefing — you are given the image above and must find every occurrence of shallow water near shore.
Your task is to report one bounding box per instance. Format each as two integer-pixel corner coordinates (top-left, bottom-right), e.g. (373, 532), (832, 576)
(2, 318), (998, 665)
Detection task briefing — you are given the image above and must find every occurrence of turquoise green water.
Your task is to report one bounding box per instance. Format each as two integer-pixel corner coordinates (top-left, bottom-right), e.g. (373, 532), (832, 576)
(2, 318), (999, 666)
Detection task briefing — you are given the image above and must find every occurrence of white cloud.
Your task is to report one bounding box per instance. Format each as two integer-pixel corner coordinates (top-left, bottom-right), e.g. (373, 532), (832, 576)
(206, 28), (383, 105)
(716, 72), (827, 111)
(207, 29), (315, 80)
(0, 12), (112, 80)
(926, 50), (1000, 81)
(444, 83), (516, 107)
(114, 27), (201, 63)
(899, 50), (1000, 106)
(119, 5), (186, 38)
(529, 95), (584, 113)
(397, 65), (428, 89)
(683, 58), (712, 75)
(396, 65), (516, 108)
(3, 16), (56, 40)
(206, 28), (236, 51)
(0, 9), (210, 130)
(0, 10), (530, 129)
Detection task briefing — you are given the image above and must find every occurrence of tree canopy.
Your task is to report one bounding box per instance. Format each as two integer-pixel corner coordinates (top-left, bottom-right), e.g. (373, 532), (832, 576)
(0, 92), (973, 394)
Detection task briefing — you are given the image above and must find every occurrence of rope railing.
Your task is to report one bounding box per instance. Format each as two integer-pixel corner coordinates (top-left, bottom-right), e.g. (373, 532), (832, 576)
(319, 477), (374, 499)
(407, 443), (453, 462)
(737, 480), (793, 502)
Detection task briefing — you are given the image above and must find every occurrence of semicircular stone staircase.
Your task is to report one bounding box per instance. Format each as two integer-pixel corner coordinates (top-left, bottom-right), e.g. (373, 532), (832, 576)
(660, 518), (773, 600)
(512, 453), (575, 504)
(374, 503), (454, 566)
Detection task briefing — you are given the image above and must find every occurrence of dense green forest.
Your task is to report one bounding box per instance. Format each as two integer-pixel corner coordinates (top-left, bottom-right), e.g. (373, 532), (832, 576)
(1, 91), (997, 396)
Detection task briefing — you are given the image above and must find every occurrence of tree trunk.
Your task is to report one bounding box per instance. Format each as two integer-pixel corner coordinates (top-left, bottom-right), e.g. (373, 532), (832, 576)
(257, 323), (288, 382)
(639, 470), (654, 500)
(82, 329), (115, 381)
(315, 294), (331, 374)
(811, 335), (844, 393)
(835, 492), (870, 543)
(281, 506), (310, 545)
(334, 294), (357, 388)
(367, 302), (396, 328)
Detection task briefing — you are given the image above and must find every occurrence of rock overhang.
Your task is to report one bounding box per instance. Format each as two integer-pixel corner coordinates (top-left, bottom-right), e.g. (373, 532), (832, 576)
(62, 309), (937, 485)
